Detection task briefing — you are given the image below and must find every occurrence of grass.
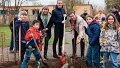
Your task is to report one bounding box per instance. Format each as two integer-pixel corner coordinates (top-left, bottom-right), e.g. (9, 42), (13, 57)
(0, 26), (11, 47)
(0, 26), (69, 47)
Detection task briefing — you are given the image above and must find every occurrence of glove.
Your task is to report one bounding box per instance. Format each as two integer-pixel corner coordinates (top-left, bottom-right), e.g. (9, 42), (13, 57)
(62, 20), (65, 23)
(28, 46), (32, 49)
(76, 35), (81, 44)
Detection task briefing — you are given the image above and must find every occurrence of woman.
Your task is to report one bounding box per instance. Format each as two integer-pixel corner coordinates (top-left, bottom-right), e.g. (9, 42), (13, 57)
(100, 13), (120, 68)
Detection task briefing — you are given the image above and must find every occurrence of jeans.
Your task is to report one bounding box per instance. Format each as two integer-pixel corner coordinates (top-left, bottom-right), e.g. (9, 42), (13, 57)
(86, 45), (100, 68)
(21, 48), (40, 68)
(103, 52), (119, 68)
(44, 31), (51, 57)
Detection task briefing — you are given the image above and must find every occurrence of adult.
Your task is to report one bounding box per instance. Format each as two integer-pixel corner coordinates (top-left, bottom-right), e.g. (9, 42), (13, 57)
(111, 6), (120, 24)
(81, 8), (88, 20)
(47, 0), (66, 58)
(80, 8), (89, 59)
(9, 17), (18, 52)
(37, 6), (51, 59)
(69, 11), (88, 58)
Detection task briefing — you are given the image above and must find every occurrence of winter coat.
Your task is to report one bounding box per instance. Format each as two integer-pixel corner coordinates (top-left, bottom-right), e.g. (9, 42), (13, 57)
(100, 26), (120, 53)
(112, 11), (120, 23)
(46, 5), (66, 29)
(37, 12), (51, 30)
(74, 15), (88, 38)
(15, 20), (29, 42)
(85, 22), (101, 46)
(25, 27), (42, 51)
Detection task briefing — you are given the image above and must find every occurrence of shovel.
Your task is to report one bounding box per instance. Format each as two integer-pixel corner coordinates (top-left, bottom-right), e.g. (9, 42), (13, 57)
(31, 33), (49, 68)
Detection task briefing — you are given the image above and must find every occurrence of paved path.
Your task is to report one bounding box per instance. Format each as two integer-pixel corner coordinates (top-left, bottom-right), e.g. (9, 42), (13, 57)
(0, 32), (120, 64)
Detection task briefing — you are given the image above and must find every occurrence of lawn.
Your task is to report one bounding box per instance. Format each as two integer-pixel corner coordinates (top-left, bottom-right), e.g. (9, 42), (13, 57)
(0, 26), (69, 47)
(0, 26), (11, 47)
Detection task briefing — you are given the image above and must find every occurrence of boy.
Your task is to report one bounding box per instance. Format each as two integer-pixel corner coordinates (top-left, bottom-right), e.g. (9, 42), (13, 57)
(15, 11), (29, 62)
(21, 20), (42, 68)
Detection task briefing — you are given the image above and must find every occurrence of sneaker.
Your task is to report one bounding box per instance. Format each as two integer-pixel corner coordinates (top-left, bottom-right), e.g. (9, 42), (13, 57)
(10, 50), (14, 53)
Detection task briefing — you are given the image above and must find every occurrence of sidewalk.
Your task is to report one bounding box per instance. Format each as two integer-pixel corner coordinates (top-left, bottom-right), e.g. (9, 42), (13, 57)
(0, 32), (120, 64)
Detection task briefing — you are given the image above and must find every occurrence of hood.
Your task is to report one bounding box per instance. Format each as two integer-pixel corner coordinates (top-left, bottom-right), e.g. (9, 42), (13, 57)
(88, 21), (97, 26)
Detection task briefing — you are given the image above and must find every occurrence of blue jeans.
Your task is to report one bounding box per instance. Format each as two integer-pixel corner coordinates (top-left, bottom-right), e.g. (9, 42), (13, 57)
(103, 52), (119, 68)
(21, 48), (40, 68)
(86, 45), (100, 68)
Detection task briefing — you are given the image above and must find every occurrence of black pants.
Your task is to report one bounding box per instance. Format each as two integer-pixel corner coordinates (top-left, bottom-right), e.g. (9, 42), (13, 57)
(16, 41), (26, 62)
(53, 24), (64, 55)
(72, 30), (85, 57)
(44, 29), (51, 56)
(80, 38), (85, 57)
(72, 30), (78, 56)
(21, 42), (26, 62)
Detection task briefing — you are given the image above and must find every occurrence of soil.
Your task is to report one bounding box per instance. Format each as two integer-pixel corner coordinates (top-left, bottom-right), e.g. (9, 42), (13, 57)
(0, 57), (87, 68)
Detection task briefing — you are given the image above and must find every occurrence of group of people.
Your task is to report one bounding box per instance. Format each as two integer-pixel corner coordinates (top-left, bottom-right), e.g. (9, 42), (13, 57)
(9, 0), (120, 68)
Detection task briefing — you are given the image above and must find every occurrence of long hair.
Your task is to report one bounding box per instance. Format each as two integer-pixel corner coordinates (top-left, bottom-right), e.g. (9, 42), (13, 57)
(104, 13), (120, 30)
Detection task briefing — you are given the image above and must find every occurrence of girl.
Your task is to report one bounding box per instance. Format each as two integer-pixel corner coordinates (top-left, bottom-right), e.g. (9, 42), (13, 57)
(85, 15), (101, 68)
(100, 13), (120, 68)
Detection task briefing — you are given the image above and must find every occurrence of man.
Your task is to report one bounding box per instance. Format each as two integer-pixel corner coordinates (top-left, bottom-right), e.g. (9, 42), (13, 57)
(80, 8), (88, 59)
(9, 17), (18, 52)
(47, 0), (66, 58)
(69, 11), (88, 58)
(111, 6), (120, 23)
(37, 6), (51, 59)
(81, 8), (88, 20)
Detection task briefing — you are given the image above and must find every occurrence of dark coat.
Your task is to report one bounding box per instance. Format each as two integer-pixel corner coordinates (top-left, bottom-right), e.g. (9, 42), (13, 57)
(47, 5), (66, 29)
(112, 11), (120, 23)
(85, 22), (101, 46)
(15, 20), (29, 42)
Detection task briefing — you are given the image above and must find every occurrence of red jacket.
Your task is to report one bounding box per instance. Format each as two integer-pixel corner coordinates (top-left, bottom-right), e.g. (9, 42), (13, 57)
(25, 27), (42, 51)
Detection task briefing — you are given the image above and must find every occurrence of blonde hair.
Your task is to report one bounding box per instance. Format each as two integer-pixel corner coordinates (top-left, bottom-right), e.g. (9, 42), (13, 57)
(19, 11), (27, 16)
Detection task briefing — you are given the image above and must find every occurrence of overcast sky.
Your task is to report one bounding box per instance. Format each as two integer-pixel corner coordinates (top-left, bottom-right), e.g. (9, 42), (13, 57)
(41, 0), (106, 11)
(7, 0), (106, 11)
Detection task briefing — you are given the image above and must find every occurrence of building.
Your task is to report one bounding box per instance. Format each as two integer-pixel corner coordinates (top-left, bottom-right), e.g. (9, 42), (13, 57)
(0, 4), (93, 25)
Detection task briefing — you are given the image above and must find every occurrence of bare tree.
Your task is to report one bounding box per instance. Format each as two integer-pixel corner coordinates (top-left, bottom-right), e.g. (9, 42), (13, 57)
(105, 0), (120, 12)
(63, 0), (83, 14)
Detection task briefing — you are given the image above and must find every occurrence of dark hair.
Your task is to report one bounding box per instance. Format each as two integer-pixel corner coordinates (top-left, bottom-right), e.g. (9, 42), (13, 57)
(32, 20), (40, 26)
(112, 6), (118, 9)
(104, 13), (120, 30)
(68, 11), (75, 16)
(86, 15), (93, 19)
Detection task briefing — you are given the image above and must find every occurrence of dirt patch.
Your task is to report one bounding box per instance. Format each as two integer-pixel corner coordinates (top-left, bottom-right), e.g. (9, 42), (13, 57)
(0, 57), (119, 68)
(0, 57), (87, 68)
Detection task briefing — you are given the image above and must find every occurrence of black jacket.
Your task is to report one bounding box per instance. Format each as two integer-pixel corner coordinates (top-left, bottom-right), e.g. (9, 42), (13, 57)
(47, 5), (66, 29)
(112, 11), (120, 23)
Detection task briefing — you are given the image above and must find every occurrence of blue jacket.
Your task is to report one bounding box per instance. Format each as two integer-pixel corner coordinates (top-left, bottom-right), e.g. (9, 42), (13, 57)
(47, 5), (66, 29)
(15, 20), (29, 42)
(85, 22), (101, 46)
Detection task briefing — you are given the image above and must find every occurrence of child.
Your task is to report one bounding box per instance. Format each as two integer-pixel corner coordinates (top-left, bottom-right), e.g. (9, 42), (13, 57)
(100, 13), (120, 68)
(15, 11), (29, 62)
(21, 20), (42, 68)
(85, 15), (101, 68)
